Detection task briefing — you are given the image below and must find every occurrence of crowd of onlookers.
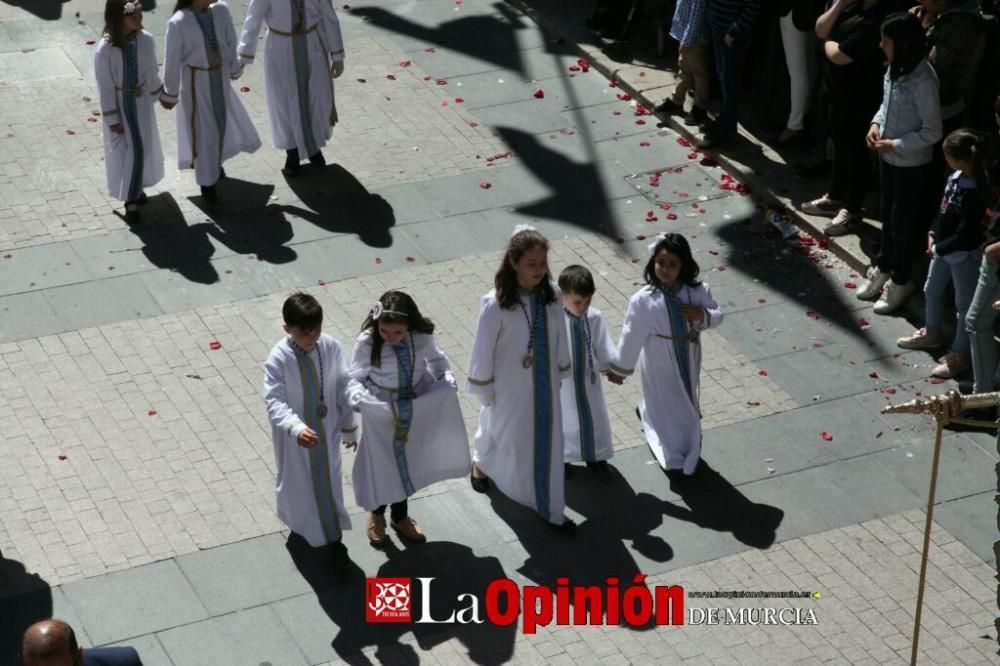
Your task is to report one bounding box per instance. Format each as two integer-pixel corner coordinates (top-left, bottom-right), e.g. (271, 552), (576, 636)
(590, 0), (1000, 409)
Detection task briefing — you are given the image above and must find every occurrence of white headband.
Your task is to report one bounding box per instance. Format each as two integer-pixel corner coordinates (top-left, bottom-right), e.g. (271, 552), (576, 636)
(370, 301), (408, 320)
(647, 233), (669, 256)
(511, 223), (537, 237)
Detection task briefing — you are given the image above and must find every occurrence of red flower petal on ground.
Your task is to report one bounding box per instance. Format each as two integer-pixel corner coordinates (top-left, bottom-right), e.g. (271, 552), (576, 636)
(426, 48), (436, 52)
(660, 203), (671, 210)
(631, 257), (640, 263)
(716, 266), (726, 271)
(758, 370), (768, 376)
(479, 182), (492, 189)
(58, 455), (68, 461)
(386, 74), (397, 80)
(677, 137), (692, 147)
(747, 400), (761, 406)
(455, 97), (464, 103)
(240, 86), (250, 92)
(708, 249), (719, 255)
(635, 119), (646, 125)
(399, 60), (412, 67)
(148, 409), (157, 416)
(844, 282), (857, 289)
(612, 110), (622, 116)
(634, 106), (651, 116)
(65, 130), (76, 135)
(468, 121), (479, 127)
(666, 213), (677, 220)
(617, 93), (632, 101)
(883, 387), (897, 395)
(209, 340), (222, 350)
(357, 78), (367, 83)
(406, 256), (416, 262)
(615, 237), (625, 244)
(757, 298), (767, 303)
(87, 117), (97, 122)
(85, 39), (96, 45)
(636, 235), (646, 240)
(858, 318), (871, 329)
(868, 371), (879, 378)
(608, 79), (618, 87)
(533, 89), (545, 98)
(436, 79), (448, 85)
(821, 432), (833, 441)
(375, 257), (383, 264)
(806, 311), (819, 320)
(577, 59), (590, 71)
(639, 141), (651, 147)
(928, 377), (946, 384)
(687, 152), (699, 159)
(569, 66), (580, 72)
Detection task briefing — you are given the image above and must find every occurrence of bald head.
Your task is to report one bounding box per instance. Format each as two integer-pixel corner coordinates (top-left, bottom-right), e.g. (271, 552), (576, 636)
(19, 620), (82, 666)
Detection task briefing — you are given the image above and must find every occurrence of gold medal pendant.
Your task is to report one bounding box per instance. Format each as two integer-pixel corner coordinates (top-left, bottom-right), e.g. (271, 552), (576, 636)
(317, 403), (328, 419)
(522, 354), (533, 369)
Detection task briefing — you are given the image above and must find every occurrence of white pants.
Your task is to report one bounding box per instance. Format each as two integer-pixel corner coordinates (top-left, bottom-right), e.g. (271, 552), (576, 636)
(779, 14), (817, 131)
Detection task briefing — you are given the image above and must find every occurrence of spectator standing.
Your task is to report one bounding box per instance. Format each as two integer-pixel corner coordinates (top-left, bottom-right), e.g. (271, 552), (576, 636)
(774, 0), (824, 145)
(656, 0), (711, 128)
(696, 0), (761, 149)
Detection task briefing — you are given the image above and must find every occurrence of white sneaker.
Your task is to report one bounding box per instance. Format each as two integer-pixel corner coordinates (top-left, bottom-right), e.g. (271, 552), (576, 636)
(856, 267), (890, 301)
(873, 280), (915, 315)
(823, 209), (861, 237)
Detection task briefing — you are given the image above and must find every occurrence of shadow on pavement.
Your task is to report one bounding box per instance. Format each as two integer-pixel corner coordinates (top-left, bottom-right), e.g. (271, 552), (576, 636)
(0, 0), (67, 20)
(288, 535), (516, 665)
(662, 460), (785, 549)
(190, 178), (298, 264)
(487, 465), (671, 630)
(283, 164), (395, 248)
(127, 193), (219, 284)
(0, 554), (52, 666)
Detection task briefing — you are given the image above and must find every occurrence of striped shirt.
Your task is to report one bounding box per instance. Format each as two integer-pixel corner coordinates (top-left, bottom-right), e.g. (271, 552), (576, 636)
(707, 0), (761, 38)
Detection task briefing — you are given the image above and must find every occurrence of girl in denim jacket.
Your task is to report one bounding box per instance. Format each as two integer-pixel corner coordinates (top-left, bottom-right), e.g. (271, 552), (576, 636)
(856, 12), (942, 314)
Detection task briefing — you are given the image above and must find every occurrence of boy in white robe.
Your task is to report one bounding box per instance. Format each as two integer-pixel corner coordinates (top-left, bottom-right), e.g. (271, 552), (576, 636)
(160, 0), (262, 202)
(609, 233), (723, 482)
(94, 0), (165, 218)
(237, 0), (346, 176)
(466, 226), (575, 533)
(557, 265), (617, 479)
(263, 292), (357, 567)
(347, 291), (470, 549)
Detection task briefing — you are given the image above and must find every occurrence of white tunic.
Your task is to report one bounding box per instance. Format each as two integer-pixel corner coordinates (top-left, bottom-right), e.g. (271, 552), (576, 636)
(94, 31), (165, 201)
(613, 283), (723, 475)
(560, 307), (615, 463)
(237, 0), (344, 155)
(162, 2), (262, 186)
(466, 289), (571, 524)
(263, 333), (356, 546)
(347, 331), (470, 510)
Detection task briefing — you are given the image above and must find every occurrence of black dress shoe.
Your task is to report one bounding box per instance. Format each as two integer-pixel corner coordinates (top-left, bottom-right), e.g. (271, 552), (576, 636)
(697, 131), (735, 151)
(683, 107), (709, 127)
(135, 192), (148, 205)
(218, 167), (226, 179)
(470, 468), (490, 493)
(654, 98), (684, 115)
(282, 149), (301, 177)
(308, 150), (326, 167)
(330, 540), (351, 570)
(547, 517), (577, 535)
(200, 184), (219, 203)
(586, 461), (612, 481)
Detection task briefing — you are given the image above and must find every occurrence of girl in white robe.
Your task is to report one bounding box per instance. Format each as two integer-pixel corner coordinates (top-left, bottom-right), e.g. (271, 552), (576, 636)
(556, 265), (617, 472)
(161, 0), (261, 200)
(263, 293), (357, 564)
(610, 233), (723, 480)
(348, 291), (470, 548)
(466, 226), (574, 532)
(94, 0), (165, 215)
(237, 0), (345, 176)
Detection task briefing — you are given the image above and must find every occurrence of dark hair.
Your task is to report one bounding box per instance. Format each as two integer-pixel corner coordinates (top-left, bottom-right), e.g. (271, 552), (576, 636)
(881, 12), (927, 79)
(103, 0), (137, 47)
(494, 229), (556, 309)
(282, 292), (323, 331)
(943, 129), (993, 206)
(174, 0), (198, 14)
(558, 264), (595, 297)
(643, 233), (700, 289)
(360, 290), (435, 367)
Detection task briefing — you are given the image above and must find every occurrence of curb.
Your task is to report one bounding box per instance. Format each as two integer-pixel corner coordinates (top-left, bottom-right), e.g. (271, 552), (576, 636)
(506, 0), (870, 273)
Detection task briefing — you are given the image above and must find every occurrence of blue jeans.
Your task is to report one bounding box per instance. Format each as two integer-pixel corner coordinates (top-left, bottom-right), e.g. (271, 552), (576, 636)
(710, 28), (748, 137)
(876, 160), (931, 285)
(924, 251), (980, 354)
(964, 255), (1000, 393)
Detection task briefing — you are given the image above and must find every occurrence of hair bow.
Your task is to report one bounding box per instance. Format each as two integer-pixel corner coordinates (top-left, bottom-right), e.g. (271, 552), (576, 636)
(123, 1), (141, 14)
(647, 232), (668, 256)
(511, 223), (537, 237)
(370, 301), (384, 320)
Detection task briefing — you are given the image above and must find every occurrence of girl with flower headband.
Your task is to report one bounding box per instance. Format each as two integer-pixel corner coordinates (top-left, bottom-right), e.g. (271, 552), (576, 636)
(94, 0), (166, 219)
(347, 290), (470, 548)
(466, 225), (575, 533)
(609, 232), (723, 484)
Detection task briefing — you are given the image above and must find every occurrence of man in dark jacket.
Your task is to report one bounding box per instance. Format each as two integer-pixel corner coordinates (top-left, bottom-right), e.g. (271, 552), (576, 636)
(20, 620), (143, 666)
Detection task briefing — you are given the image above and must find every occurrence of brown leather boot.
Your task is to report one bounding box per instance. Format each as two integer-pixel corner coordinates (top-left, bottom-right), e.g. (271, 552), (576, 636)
(367, 512), (388, 548)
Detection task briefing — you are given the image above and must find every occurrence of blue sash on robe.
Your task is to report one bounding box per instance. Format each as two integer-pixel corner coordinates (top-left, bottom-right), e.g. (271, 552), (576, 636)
(661, 287), (695, 406)
(121, 36), (144, 202)
(530, 294), (553, 521)
(569, 314), (596, 462)
(390, 342), (416, 496)
(194, 8), (227, 162)
(295, 347), (341, 543)
(290, 0), (318, 156)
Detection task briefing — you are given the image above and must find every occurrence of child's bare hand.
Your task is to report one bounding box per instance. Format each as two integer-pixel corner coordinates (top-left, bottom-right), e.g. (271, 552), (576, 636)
(109, 123), (124, 134)
(680, 305), (704, 322)
(343, 439), (357, 451)
(160, 98), (176, 110)
(605, 371), (625, 385)
(297, 427), (319, 448)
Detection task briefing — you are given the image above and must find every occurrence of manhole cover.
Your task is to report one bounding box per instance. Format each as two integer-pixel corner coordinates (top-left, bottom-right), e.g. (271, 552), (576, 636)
(624, 164), (732, 206)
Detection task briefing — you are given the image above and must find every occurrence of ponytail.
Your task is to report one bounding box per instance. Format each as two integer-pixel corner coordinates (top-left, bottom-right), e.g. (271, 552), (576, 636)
(943, 129), (993, 207)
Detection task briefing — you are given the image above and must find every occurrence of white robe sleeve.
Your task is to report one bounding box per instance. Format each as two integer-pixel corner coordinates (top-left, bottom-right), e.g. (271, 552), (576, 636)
(347, 336), (374, 407)
(141, 32), (163, 97)
(161, 16), (181, 102)
(691, 283), (723, 331)
(466, 294), (500, 403)
(613, 292), (651, 376)
(263, 351), (308, 440)
(424, 333), (453, 383)
(238, 0), (269, 60)
(334, 342), (357, 436)
(216, 2), (240, 76)
(94, 43), (120, 128)
(317, 0), (345, 61)
(592, 312), (616, 372)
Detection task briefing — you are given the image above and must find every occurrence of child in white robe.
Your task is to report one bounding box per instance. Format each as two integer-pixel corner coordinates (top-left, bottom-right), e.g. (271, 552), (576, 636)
(263, 292), (357, 567)
(348, 290), (470, 549)
(237, 0), (346, 176)
(94, 0), (165, 218)
(557, 265), (618, 479)
(609, 233), (723, 483)
(466, 225), (574, 533)
(160, 0), (262, 202)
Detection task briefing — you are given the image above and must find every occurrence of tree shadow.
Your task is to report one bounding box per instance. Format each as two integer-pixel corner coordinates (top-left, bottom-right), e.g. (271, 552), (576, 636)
(0, 0), (67, 20)
(0, 553), (52, 666)
(486, 464), (672, 630)
(287, 535), (516, 665)
(190, 178), (298, 264)
(660, 461), (785, 549)
(282, 164), (395, 249)
(124, 193), (219, 284)
(350, 4), (525, 75)
(494, 126), (620, 242)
